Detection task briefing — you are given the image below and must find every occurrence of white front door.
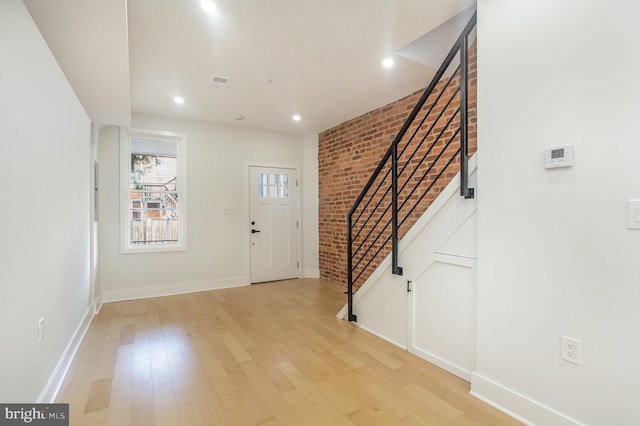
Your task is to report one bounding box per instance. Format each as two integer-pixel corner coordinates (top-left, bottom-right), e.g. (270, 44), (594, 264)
(249, 166), (298, 283)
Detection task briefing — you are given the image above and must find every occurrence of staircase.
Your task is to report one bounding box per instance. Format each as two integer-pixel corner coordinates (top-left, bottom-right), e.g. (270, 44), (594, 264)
(346, 12), (477, 323)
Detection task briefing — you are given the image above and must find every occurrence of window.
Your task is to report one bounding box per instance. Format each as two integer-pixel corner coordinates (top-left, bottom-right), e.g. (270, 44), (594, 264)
(120, 128), (187, 253)
(258, 173), (289, 198)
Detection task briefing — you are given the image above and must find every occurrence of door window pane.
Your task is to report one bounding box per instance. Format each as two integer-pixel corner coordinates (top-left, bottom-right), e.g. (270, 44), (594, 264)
(258, 172), (291, 198)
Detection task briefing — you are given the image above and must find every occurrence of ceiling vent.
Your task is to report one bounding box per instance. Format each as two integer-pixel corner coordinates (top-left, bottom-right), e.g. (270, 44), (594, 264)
(210, 75), (230, 87)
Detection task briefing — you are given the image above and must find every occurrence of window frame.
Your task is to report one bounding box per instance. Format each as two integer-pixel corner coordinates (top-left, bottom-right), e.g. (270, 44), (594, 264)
(120, 127), (188, 253)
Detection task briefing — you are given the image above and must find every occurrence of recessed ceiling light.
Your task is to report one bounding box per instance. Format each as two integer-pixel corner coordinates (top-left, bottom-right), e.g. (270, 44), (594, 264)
(292, 114), (301, 122)
(173, 96), (184, 104)
(382, 57), (395, 68)
(201, 0), (217, 13)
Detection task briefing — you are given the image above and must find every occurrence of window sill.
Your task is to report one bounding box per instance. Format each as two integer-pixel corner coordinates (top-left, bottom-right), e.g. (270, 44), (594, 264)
(120, 244), (187, 254)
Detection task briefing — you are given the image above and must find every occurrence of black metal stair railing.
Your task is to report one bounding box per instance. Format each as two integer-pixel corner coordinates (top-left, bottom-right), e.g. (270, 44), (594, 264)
(347, 12), (477, 322)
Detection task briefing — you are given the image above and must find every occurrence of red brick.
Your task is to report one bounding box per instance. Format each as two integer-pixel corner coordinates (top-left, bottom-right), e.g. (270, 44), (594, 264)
(319, 43), (477, 289)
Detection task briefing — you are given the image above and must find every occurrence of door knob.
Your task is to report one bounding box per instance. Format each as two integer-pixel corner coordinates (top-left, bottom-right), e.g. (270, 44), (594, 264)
(251, 229), (261, 234)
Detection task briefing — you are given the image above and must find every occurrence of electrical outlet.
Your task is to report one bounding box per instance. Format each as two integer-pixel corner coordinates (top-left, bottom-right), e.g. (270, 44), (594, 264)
(209, 256), (215, 265)
(561, 336), (580, 365)
(38, 318), (45, 343)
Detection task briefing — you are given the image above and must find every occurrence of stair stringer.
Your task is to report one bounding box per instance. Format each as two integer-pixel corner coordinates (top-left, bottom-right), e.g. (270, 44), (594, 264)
(337, 155), (477, 356)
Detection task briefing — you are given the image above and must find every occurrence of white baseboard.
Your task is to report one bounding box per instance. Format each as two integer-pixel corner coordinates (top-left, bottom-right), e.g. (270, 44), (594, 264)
(101, 276), (249, 303)
(470, 373), (582, 426)
(409, 347), (471, 382)
(302, 268), (320, 278)
(336, 304), (347, 319)
(37, 306), (94, 403)
(359, 324), (407, 350)
(93, 293), (103, 315)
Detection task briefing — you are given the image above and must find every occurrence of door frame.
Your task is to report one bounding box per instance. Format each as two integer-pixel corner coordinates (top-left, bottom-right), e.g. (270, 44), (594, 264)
(246, 162), (301, 284)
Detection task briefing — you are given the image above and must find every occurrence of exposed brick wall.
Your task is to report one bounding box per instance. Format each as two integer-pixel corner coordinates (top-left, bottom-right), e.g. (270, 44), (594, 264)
(319, 43), (477, 289)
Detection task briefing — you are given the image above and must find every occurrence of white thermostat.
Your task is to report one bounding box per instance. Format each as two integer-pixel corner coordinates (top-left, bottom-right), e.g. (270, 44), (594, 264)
(545, 145), (574, 169)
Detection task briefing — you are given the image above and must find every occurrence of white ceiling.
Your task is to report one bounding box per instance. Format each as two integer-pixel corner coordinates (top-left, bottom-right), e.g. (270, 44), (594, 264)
(24, 0), (475, 134)
(398, 5), (476, 71)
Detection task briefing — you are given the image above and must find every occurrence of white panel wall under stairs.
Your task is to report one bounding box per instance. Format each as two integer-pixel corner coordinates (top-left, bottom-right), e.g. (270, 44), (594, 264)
(338, 156), (477, 380)
(409, 254), (476, 380)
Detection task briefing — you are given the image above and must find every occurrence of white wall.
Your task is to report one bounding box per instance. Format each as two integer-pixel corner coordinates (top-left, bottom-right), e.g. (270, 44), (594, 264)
(475, 1), (640, 424)
(302, 134), (320, 277)
(90, 123), (102, 311)
(0, 0), (91, 402)
(99, 113), (319, 300)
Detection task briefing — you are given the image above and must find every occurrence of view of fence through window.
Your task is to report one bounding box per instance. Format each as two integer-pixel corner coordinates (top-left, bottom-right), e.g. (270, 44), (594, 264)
(129, 137), (179, 245)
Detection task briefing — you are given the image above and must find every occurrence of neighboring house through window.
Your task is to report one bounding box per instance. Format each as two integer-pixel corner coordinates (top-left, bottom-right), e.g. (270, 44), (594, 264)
(120, 127), (187, 253)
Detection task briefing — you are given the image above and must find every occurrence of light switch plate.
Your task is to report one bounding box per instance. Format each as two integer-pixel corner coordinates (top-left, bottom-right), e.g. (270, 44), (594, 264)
(627, 199), (640, 230)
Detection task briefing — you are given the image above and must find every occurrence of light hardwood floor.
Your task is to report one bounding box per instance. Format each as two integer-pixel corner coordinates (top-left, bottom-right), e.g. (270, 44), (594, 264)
(57, 278), (520, 425)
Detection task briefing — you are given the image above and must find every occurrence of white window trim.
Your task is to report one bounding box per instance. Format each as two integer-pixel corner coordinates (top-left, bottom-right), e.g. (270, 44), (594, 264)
(120, 127), (188, 253)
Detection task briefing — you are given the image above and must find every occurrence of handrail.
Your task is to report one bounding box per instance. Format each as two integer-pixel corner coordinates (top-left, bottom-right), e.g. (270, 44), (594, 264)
(347, 12), (476, 322)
